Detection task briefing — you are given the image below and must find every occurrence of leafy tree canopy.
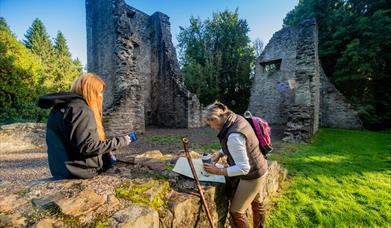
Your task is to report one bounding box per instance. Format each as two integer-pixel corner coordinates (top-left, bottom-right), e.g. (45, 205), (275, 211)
(178, 9), (256, 113)
(0, 17), (83, 123)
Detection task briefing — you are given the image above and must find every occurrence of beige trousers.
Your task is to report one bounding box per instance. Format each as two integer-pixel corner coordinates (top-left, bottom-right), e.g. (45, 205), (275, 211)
(230, 173), (266, 213)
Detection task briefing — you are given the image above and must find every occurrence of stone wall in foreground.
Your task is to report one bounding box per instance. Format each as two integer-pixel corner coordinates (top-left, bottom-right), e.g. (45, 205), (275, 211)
(0, 149), (287, 228)
(0, 123), (46, 152)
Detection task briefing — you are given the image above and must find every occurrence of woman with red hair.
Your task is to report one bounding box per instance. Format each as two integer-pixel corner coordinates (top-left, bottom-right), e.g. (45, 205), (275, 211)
(38, 73), (135, 179)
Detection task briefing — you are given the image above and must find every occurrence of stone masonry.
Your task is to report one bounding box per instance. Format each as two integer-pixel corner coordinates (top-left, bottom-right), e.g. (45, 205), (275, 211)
(319, 67), (363, 129)
(248, 19), (362, 143)
(86, 0), (203, 136)
(284, 19), (320, 143)
(0, 126), (288, 227)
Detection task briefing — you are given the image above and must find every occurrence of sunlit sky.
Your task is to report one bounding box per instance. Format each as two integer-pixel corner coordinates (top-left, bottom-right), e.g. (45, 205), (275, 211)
(1, 0), (298, 68)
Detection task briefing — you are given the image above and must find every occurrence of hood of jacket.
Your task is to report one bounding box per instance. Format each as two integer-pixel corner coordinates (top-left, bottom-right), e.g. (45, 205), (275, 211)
(37, 92), (85, 109)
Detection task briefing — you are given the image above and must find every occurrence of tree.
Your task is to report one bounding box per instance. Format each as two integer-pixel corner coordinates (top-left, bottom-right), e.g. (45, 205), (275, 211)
(73, 58), (83, 73)
(24, 18), (54, 62)
(53, 31), (82, 91)
(0, 17), (47, 122)
(178, 9), (256, 113)
(54, 31), (71, 58)
(0, 18), (83, 123)
(283, 0), (391, 129)
(24, 18), (57, 91)
(24, 19), (82, 92)
(0, 17), (11, 33)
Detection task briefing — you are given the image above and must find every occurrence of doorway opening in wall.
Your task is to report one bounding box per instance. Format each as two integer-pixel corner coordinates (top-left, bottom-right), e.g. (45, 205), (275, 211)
(260, 59), (282, 76)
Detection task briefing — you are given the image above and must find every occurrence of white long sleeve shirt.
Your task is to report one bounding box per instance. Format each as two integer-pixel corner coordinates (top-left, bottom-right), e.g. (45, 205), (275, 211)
(219, 133), (250, 176)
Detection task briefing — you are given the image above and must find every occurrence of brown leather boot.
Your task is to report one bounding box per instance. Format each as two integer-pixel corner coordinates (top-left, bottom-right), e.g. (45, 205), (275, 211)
(230, 211), (249, 228)
(251, 200), (266, 228)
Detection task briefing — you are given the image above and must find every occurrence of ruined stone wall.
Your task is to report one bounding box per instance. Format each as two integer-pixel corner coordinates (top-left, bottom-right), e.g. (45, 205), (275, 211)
(320, 68), (363, 129)
(249, 18), (362, 143)
(86, 0), (117, 107)
(86, 0), (203, 135)
(0, 123), (46, 152)
(86, 0), (146, 135)
(149, 13), (203, 128)
(284, 19), (320, 143)
(0, 149), (287, 228)
(187, 94), (204, 128)
(248, 27), (298, 125)
(0, 125), (287, 227)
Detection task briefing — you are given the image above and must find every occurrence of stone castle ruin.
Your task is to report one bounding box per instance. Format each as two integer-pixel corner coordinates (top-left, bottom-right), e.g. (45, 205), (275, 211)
(0, 5), (367, 228)
(248, 19), (362, 143)
(87, 0), (362, 142)
(86, 0), (204, 135)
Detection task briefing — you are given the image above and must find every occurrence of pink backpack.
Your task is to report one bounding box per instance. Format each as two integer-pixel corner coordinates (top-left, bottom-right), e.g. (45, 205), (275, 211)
(244, 111), (273, 158)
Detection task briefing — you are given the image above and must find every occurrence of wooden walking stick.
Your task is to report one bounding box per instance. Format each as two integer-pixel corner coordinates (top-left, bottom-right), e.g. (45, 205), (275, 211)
(182, 137), (215, 228)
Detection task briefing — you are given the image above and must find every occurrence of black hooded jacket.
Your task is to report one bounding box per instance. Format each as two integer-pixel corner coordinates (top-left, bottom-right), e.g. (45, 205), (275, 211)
(38, 92), (129, 179)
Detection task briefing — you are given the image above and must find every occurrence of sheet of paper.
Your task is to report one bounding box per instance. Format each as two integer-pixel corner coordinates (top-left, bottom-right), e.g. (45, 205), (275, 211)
(173, 157), (226, 183)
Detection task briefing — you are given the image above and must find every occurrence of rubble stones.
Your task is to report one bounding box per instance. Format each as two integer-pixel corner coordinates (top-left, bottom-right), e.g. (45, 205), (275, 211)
(109, 204), (159, 228)
(0, 123), (46, 152)
(0, 213), (26, 228)
(54, 188), (105, 217)
(0, 150), (286, 227)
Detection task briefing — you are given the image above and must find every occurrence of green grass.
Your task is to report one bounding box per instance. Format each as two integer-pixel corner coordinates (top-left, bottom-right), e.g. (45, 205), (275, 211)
(192, 142), (221, 153)
(267, 128), (391, 227)
(143, 134), (182, 143)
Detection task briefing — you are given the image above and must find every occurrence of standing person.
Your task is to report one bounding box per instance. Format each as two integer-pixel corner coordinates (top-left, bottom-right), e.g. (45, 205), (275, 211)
(38, 73), (135, 179)
(203, 102), (268, 228)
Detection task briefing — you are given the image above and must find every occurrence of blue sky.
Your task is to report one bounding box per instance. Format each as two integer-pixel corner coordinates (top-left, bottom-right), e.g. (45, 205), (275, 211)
(1, 0), (298, 67)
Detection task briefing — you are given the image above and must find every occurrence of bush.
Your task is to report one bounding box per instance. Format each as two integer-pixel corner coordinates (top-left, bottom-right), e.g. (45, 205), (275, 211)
(0, 102), (49, 124)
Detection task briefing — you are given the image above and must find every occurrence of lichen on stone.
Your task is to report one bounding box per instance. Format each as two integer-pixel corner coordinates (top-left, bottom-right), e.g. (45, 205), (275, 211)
(115, 179), (170, 210)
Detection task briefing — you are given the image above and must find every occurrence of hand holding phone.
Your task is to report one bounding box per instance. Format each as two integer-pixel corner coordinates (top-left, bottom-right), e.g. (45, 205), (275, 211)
(128, 131), (137, 142)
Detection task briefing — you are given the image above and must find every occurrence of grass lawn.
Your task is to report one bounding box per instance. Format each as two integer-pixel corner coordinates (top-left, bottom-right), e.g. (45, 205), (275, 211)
(266, 128), (391, 227)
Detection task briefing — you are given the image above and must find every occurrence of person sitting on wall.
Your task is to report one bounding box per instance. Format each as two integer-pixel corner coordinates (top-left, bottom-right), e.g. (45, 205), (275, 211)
(38, 73), (136, 179)
(203, 102), (268, 228)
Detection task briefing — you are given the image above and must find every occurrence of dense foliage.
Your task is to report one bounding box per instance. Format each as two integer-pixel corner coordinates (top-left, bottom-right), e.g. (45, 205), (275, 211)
(284, 0), (391, 130)
(0, 18), (82, 123)
(177, 10), (256, 113)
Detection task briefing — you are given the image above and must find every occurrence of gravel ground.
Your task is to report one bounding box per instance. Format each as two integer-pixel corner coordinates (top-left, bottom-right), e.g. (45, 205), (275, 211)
(0, 126), (284, 184)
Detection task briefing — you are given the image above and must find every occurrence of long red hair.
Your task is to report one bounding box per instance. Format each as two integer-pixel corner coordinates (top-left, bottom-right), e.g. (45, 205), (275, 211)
(71, 73), (106, 140)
